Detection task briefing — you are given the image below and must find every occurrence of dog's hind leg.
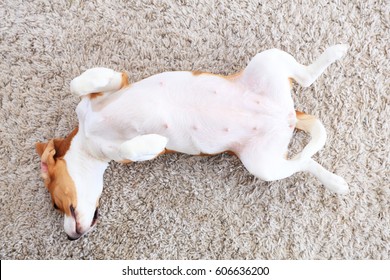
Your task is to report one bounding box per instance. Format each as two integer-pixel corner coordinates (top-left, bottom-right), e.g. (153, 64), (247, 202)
(238, 137), (349, 194)
(238, 44), (348, 98)
(288, 44), (349, 87)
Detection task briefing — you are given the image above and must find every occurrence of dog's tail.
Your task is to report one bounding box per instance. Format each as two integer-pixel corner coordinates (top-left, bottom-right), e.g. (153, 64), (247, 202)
(293, 111), (327, 160)
(70, 67), (128, 97)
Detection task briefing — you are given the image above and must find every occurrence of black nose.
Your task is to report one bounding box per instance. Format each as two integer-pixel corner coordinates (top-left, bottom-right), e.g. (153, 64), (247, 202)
(67, 234), (80, 241)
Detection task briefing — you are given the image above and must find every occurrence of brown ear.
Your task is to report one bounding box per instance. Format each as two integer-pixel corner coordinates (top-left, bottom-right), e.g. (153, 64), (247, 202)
(35, 142), (48, 157)
(35, 140), (56, 180)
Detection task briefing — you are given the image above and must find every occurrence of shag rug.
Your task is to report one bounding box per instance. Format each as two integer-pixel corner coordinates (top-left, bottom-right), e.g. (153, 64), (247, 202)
(0, 0), (389, 259)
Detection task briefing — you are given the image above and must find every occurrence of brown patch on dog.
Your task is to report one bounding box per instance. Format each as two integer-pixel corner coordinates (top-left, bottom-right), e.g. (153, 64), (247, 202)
(53, 127), (79, 157)
(198, 150), (236, 157)
(295, 110), (315, 120)
(288, 77), (294, 88)
(161, 149), (177, 155)
(192, 70), (242, 81)
(295, 111), (316, 131)
(35, 128), (79, 215)
(48, 158), (77, 217)
(87, 72), (129, 100)
(89, 92), (104, 99)
(225, 71), (243, 81)
(121, 72), (130, 88)
(192, 70), (204, 76)
(119, 159), (132, 164)
(35, 127), (79, 160)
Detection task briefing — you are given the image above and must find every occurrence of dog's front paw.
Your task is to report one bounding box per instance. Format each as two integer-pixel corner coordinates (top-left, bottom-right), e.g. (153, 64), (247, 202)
(70, 67), (122, 96)
(119, 134), (168, 162)
(324, 44), (349, 62)
(323, 173), (349, 194)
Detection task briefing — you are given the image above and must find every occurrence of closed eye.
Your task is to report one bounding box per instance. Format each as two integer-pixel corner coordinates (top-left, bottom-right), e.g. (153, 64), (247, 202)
(70, 205), (77, 220)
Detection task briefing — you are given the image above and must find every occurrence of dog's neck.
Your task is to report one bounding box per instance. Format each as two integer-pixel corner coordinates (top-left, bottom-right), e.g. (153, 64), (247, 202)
(68, 126), (108, 159)
(64, 129), (109, 193)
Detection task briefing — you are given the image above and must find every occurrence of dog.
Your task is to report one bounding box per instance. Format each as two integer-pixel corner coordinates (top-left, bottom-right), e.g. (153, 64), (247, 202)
(35, 44), (349, 240)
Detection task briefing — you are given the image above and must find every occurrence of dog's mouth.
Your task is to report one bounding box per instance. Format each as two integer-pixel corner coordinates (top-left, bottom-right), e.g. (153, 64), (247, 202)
(91, 208), (98, 227)
(67, 207), (99, 241)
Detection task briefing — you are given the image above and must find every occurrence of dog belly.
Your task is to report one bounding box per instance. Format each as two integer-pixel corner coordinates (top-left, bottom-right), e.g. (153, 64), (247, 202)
(83, 71), (295, 156)
(163, 111), (294, 155)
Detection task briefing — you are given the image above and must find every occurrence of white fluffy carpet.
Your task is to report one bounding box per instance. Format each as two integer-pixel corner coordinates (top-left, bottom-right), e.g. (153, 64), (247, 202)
(0, 0), (389, 259)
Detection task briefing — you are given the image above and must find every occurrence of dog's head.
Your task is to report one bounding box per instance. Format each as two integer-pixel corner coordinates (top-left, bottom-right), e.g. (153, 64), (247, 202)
(35, 128), (103, 240)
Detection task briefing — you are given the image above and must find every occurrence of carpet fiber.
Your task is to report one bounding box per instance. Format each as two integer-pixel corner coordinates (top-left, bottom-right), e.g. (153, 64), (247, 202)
(0, 0), (389, 259)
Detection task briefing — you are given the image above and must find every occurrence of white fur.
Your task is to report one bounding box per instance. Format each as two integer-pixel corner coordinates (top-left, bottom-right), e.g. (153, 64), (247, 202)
(119, 134), (169, 162)
(70, 67), (122, 96)
(63, 45), (349, 239)
(63, 133), (108, 239)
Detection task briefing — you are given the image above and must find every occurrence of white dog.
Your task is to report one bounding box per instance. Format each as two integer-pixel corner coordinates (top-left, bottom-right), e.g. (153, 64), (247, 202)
(36, 44), (349, 240)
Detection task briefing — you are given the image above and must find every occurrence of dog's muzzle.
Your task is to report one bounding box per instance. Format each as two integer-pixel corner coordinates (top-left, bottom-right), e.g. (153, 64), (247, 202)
(67, 208), (99, 241)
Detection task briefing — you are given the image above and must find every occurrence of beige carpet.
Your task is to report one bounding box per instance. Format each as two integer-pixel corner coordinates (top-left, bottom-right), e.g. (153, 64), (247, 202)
(0, 0), (389, 260)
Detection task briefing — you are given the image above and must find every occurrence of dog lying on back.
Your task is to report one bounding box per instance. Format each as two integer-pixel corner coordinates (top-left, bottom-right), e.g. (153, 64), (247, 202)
(36, 45), (349, 240)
